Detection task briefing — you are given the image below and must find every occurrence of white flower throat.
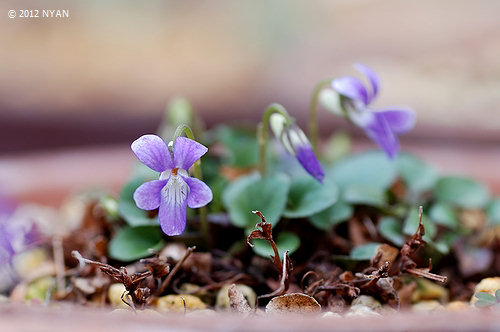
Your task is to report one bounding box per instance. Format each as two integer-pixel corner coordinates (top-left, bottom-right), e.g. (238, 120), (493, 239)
(160, 168), (189, 206)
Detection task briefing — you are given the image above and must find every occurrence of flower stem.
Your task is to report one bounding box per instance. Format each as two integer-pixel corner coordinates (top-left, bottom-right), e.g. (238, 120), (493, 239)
(173, 125), (210, 248)
(308, 78), (332, 154)
(258, 103), (292, 176)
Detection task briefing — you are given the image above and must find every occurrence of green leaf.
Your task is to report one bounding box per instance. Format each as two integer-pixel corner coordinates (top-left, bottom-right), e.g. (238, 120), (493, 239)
(434, 176), (490, 209)
(349, 243), (381, 261)
(310, 201), (353, 230)
(221, 172), (260, 209)
(475, 292), (496, 307)
(403, 207), (436, 241)
(223, 174), (290, 231)
(495, 289), (500, 301)
(284, 177), (338, 218)
(217, 126), (259, 167)
(396, 153), (437, 195)
(428, 202), (459, 229)
(109, 226), (164, 261)
(329, 151), (397, 190)
(118, 178), (159, 226)
(487, 198), (500, 225)
(252, 231), (300, 258)
(378, 217), (405, 246)
(342, 185), (386, 207)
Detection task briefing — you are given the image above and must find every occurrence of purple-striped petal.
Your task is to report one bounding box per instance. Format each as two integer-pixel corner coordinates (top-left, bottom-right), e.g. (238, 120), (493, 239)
(354, 63), (380, 103)
(332, 76), (369, 105)
(376, 108), (416, 133)
(173, 137), (208, 170)
(133, 179), (167, 210)
(183, 177), (213, 208)
(364, 114), (399, 159)
(131, 135), (173, 172)
(158, 176), (189, 236)
(296, 145), (325, 183)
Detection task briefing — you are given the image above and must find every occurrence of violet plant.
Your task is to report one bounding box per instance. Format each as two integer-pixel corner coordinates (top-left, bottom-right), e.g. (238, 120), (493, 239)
(0, 198), (39, 292)
(309, 63), (416, 158)
(131, 125), (212, 238)
(115, 64), (490, 263)
(258, 103), (324, 183)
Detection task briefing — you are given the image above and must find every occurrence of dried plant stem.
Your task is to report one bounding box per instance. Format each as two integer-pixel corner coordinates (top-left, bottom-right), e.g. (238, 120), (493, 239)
(156, 246), (195, 296)
(405, 267), (448, 283)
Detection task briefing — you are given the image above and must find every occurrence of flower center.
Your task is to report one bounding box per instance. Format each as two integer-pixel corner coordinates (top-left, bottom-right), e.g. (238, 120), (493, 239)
(172, 168), (179, 176)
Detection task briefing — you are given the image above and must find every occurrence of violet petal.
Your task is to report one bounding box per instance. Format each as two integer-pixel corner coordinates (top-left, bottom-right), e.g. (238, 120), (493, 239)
(173, 137), (208, 170)
(158, 176), (189, 236)
(354, 63), (380, 103)
(296, 145), (325, 183)
(332, 76), (369, 105)
(133, 179), (167, 210)
(131, 135), (173, 172)
(376, 108), (416, 133)
(365, 113), (400, 159)
(183, 176), (213, 208)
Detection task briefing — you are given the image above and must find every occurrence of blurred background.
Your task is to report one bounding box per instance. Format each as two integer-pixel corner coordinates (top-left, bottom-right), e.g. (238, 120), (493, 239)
(1, 0), (500, 203)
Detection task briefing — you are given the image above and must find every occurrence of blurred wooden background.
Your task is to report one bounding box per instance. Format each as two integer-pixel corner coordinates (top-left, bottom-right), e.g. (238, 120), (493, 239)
(1, 0), (499, 153)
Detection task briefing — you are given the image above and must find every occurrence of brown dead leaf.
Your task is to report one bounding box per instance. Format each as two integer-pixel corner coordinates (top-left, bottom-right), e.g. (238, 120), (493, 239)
(265, 293), (321, 315)
(228, 284), (253, 315)
(371, 244), (399, 269)
(247, 211), (281, 272)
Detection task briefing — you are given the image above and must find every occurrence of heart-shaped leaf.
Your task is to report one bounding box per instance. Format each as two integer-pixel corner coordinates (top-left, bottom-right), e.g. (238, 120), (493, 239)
(310, 201), (353, 230)
(284, 177), (338, 218)
(475, 292), (496, 307)
(109, 225), (164, 261)
(223, 174), (290, 231)
(329, 151), (397, 190)
(396, 153), (437, 195)
(349, 242), (381, 260)
(428, 202), (459, 229)
(377, 217), (405, 246)
(434, 176), (489, 209)
(342, 185), (386, 207)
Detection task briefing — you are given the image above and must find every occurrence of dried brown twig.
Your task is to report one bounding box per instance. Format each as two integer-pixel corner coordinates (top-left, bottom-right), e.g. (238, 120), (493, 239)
(155, 246), (196, 296)
(396, 206), (448, 283)
(71, 250), (152, 307)
(247, 211), (293, 304)
(247, 211), (282, 272)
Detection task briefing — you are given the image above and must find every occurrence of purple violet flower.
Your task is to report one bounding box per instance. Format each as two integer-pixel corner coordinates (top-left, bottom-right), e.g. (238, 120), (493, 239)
(131, 135), (213, 236)
(0, 198), (39, 292)
(270, 113), (325, 183)
(331, 63), (416, 158)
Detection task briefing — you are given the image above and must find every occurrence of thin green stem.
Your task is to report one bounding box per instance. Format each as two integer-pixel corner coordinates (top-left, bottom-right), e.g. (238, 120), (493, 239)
(258, 103), (292, 176)
(173, 125), (210, 248)
(308, 78), (333, 154)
